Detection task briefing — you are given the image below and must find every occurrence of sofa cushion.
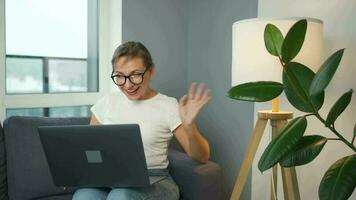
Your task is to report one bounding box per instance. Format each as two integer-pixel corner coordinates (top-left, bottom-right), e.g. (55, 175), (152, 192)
(3, 116), (89, 200)
(0, 123), (8, 200)
(168, 149), (223, 200)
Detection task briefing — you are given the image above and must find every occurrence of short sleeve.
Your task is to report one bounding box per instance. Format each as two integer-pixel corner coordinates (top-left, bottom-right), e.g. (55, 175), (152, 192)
(90, 94), (110, 124)
(168, 98), (182, 132)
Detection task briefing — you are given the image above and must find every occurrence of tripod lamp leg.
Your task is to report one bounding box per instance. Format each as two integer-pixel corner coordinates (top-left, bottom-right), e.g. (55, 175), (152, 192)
(230, 118), (268, 200)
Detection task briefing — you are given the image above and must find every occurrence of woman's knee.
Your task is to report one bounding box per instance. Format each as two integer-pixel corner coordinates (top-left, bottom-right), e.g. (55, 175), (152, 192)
(107, 185), (179, 200)
(107, 188), (143, 200)
(72, 188), (108, 200)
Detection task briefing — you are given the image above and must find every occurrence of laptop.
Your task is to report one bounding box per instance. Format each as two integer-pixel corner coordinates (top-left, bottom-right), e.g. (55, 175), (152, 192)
(38, 124), (166, 188)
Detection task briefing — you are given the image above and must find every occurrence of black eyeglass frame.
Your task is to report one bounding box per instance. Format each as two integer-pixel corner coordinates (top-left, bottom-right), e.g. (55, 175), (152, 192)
(110, 68), (149, 86)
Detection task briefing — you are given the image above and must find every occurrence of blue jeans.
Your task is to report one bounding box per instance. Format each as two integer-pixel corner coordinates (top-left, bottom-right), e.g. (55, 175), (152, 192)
(72, 170), (179, 200)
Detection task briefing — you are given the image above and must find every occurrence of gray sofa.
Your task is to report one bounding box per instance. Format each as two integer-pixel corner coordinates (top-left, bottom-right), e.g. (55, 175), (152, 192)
(0, 116), (222, 200)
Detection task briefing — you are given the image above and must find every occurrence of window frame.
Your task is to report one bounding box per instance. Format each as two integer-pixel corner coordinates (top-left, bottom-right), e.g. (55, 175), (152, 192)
(0, 0), (122, 121)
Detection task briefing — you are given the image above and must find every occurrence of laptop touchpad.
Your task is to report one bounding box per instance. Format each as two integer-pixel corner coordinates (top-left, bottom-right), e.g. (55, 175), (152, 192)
(85, 150), (103, 163)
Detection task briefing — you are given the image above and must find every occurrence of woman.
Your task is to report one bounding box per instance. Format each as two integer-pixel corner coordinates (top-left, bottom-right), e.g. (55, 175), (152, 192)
(73, 41), (211, 200)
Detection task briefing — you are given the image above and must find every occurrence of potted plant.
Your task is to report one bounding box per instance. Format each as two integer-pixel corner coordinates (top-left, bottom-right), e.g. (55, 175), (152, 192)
(227, 19), (356, 200)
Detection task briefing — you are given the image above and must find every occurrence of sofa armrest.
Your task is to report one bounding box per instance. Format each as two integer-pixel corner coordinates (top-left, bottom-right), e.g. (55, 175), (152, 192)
(168, 149), (222, 200)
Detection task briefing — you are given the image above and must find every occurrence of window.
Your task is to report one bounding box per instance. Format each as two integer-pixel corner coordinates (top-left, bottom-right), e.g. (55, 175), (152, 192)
(48, 59), (88, 93)
(0, 0), (121, 121)
(6, 108), (44, 118)
(6, 105), (91, 118)
(5, 0), (98, 94)
(6, 56), (44, 94)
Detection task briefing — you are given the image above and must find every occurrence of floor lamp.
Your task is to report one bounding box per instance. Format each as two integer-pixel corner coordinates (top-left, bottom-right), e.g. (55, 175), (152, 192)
(229, 18), (323, 200)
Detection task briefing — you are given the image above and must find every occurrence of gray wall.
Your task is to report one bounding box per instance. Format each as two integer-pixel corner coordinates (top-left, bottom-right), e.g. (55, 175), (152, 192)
(122, 0), (188, 99)
(186, 0), (257, 198)
(122, 0), (258, 199)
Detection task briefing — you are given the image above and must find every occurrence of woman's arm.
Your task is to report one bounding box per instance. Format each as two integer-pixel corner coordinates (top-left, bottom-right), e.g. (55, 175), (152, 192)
(173, 123), (210, 163)
(174, 82), (212, 163)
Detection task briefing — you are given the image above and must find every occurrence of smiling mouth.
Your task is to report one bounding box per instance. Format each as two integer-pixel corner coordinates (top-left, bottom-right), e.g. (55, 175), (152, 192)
(126, 87), (140, 95)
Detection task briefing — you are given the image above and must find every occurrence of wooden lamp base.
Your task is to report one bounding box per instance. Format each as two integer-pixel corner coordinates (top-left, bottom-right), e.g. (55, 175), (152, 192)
(230, 110), (300, 200)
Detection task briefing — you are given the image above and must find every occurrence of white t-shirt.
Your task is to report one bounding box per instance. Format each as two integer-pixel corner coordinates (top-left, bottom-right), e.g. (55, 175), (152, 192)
(90, 91), (182, 169)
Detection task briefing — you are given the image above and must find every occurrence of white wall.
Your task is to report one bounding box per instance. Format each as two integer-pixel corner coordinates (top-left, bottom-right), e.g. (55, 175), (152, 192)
(103, 0), (122, 93)
(252, 0), (356, 199)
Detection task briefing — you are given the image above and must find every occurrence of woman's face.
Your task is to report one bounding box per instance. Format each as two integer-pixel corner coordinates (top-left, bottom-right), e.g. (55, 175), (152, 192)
(113, 56), (154, 100)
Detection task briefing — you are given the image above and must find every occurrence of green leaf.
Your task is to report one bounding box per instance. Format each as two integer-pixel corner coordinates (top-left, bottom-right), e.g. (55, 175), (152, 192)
(319, 155), (356, 200)
(326, 89), (353, 126)
(264, 24), (284, 56)
(227, 81), (284, 102)
(309, 49), (345, 97)
(283, 62), (324, 112)
(279, 135), (327, 167)
(354, 122), (356, 137)
(258, 116), (307, 172)
(281, 19), (307, 63)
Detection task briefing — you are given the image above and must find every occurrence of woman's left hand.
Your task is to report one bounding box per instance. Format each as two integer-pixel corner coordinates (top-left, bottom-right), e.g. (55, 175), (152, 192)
(178, 82), (211, 128)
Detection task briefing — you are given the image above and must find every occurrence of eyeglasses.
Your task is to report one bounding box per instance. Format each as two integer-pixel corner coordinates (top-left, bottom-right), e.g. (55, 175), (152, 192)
(111, 68), (148, 86)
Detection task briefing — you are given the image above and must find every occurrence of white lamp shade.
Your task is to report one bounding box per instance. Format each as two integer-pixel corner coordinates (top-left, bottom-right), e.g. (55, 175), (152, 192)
(231, 18), (323, 87)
